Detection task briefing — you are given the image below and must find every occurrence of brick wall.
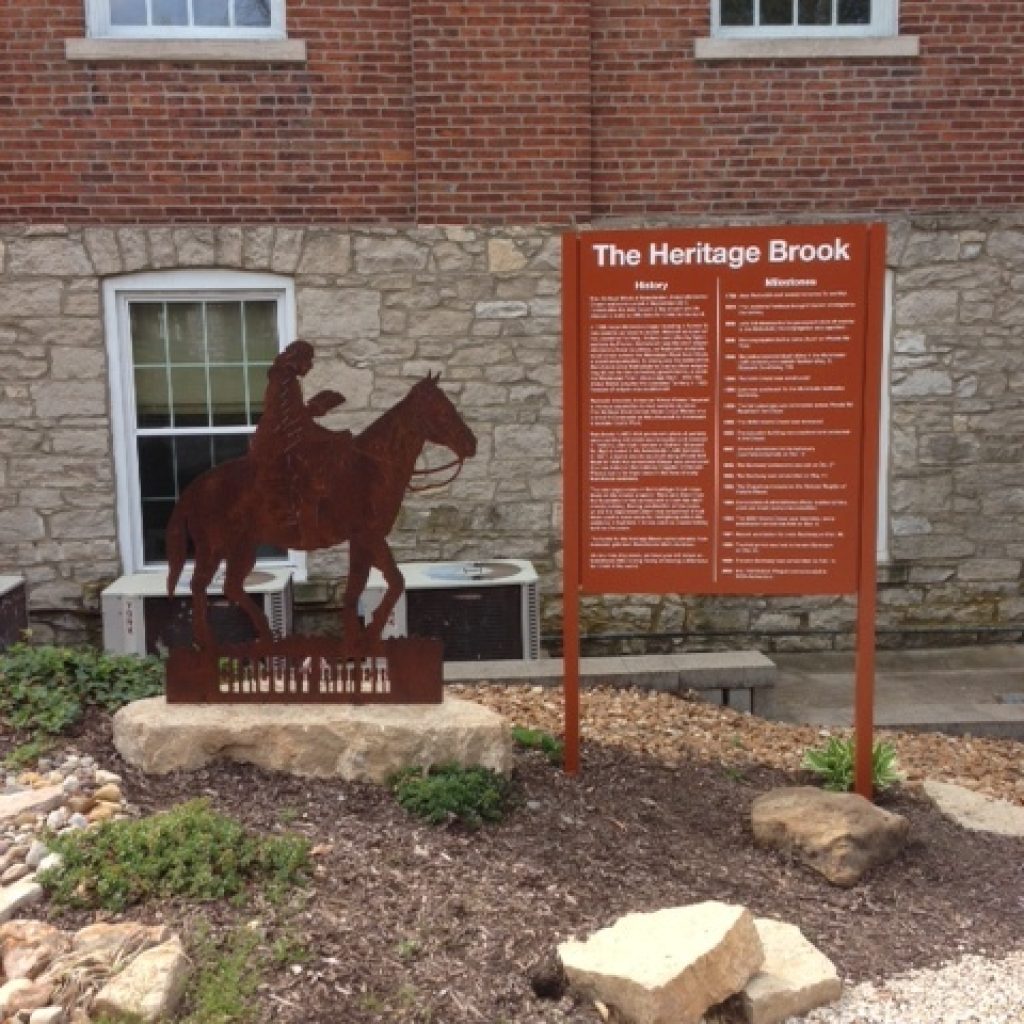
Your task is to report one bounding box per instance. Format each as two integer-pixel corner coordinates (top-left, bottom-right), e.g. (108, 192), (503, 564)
(2, 3), (1021, 224)
(591, 0), (1024, 218)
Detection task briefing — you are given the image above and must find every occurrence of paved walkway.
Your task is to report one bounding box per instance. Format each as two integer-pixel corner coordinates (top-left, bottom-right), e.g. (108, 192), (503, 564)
(770, 644), (1024, 739)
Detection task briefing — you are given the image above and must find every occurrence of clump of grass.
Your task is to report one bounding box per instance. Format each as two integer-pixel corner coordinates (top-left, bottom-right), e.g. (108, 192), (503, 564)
(802, 735), (902, 793)
(180, 925), (261, 1024)
(511, 725), (564, 765)
(0, 642), (163, 738)
(390, 762), (512, 829)
(39, 799), (309, 911)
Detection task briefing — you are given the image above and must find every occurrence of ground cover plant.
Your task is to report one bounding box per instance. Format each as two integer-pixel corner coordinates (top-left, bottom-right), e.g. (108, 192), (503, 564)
(40, 798), (309, 911)
(0, 642), (162, 737)
(390, 762), (512, 828)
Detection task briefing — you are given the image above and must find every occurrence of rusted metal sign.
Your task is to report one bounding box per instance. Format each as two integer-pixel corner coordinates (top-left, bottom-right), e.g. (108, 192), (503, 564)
(164, 340), (477, 703)
(562, 225), (887, 797)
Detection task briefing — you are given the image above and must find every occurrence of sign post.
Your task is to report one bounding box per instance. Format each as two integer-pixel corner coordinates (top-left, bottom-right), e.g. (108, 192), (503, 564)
(562, 224), (886, 796)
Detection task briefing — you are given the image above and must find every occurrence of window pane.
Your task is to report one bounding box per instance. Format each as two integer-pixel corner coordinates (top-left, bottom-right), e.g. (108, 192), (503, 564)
(247, 364), (271, 425)
(721, 0), (754, 25)
(214, 434), (250, 463)
(244, 301), (278, 362)
(195, 0), (231, 26)
(206, 302), (244, 363)
(141, 499), (176, 564)
(166, 303), (205, 364)
(135, 367), (171, 428)
(110, 0), (149, 26)
(761, 0), (794, 25)
(838, 0), (870, 24)
(152, 0), (189, 26)
(209, 367), (248, 427)
(235, 0), (272, 27)
(174, 435), (215, 493)
(138, 436), (176, 499)
(130, 304), (166, 365)
(799, 0), (833, 25)
(171, 367), (209, 427)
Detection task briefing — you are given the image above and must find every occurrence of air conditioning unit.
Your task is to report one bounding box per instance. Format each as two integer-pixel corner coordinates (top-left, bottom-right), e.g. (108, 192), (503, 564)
(0, 576), (28, 650)
(359, 559), (541, 662)
(101, 569), (293, 656)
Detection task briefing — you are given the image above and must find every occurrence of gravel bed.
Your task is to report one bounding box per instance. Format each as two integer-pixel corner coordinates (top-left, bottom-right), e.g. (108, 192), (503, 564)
(792, 949), (1024, 1024)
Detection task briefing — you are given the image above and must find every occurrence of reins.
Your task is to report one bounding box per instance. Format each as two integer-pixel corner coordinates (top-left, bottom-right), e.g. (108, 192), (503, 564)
(406, 456), (465, 493)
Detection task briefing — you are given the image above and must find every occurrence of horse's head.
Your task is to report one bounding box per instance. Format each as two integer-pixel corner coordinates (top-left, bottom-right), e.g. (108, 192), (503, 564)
(411, 372), (477, 461)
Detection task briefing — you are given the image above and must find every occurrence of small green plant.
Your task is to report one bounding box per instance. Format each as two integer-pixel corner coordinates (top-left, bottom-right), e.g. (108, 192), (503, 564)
(511, 725), (564, 765)
(0, 642), (163, 737)
(181, 925), (261, 1024)
(802, 735), (902, 793)
(390, 762), (512, 829)
(2, 737), (54, 771)
(39, 799), (309, 911)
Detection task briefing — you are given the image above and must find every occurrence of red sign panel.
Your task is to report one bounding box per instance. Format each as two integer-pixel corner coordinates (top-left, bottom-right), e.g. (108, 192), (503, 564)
(569, 225), (879, 596)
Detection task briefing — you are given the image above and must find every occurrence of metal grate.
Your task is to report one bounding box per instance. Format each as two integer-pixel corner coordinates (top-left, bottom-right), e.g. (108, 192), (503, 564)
(406, 585), (524, 661)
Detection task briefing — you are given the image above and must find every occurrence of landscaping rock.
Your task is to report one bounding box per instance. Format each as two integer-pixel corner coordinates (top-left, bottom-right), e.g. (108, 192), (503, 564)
(0, 977), (53, 1016)
(0, 881), (44, 923)
(113, 695), (514, 783)
(0, 787), (64, 826)
(558, 902), (764, 1024)
(29, 1007), (66, 1024)
(0, 920), (69, 980)
(91, 937), (191, 1024)
(921, 780), (1024, 837)
(738, 918), (842, 1024)
(751, 787), (909, 887)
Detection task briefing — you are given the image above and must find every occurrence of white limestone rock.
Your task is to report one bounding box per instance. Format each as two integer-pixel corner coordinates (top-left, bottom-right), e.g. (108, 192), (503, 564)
(0, 881), (44, 924)
(91, 937), (191, 1024)
(113, 696), (513, 783)
(739, 918), (842, 1024)
(922, 780), (1024, 837)
(558, 902), (764, 1024)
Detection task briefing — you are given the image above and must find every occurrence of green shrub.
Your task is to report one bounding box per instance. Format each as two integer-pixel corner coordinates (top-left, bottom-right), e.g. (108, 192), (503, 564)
(39, 799), (309, 911)
(511, 725), (564, 765)
(390, 762), (512, 829)
(0, 642), (163, 736)
(802, 735), (902, 793)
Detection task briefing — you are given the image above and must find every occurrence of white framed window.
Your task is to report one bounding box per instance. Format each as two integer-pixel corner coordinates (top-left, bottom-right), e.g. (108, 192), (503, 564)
(104, 270), (305, 577)
(714, 0), (897, 37)
(85, 0), (285, 39)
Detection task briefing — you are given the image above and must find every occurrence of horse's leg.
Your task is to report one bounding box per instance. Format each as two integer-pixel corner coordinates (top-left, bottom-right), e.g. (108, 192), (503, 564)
(222, 547), (273, 644)
(189, 548), (219, 652)
(340, 540), (371, 656)
(364, 539), (405, 653)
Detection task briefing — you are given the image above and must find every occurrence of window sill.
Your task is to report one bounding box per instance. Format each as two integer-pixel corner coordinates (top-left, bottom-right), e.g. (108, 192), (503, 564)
(694, 35), (919, 60)
(65, 37), (307, 63)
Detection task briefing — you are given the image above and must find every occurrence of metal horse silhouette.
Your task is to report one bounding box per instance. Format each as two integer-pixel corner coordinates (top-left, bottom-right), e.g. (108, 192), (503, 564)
(163, 341), (477, 703)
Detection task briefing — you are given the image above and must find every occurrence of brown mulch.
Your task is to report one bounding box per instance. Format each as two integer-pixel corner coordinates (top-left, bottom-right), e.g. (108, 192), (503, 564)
(14, 688), (1024, 1024)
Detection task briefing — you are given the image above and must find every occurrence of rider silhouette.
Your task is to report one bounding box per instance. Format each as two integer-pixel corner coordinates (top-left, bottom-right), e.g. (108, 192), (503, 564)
(250, 339), (351, 542)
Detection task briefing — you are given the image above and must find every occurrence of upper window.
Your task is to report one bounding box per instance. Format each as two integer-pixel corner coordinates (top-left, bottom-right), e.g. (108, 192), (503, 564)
(714, 0), (897, 37)
(86, 0), (285, 38)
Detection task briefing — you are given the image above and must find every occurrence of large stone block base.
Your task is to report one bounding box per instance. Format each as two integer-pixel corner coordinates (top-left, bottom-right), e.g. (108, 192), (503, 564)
(113, 696), (513, 783)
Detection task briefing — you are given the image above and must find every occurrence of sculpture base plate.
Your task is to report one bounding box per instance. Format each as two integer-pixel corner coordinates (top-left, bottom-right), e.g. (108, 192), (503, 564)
(165, 635), (442, 704)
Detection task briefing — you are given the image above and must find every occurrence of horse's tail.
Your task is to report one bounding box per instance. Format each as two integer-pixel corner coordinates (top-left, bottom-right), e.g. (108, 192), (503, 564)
(165, 495), (191, 597)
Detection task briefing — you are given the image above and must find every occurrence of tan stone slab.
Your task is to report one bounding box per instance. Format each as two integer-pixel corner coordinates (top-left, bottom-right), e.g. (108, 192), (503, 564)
(922, 780), (1024, 837)
(0, 787), (64, 826)
(740, 919), (842, 1024)
(113, 696), (512, 783)
(558, 902), (764, 1024)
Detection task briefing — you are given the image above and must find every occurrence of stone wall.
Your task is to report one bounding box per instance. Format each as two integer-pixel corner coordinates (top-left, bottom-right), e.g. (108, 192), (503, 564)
(0, 216), (1022, 651)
